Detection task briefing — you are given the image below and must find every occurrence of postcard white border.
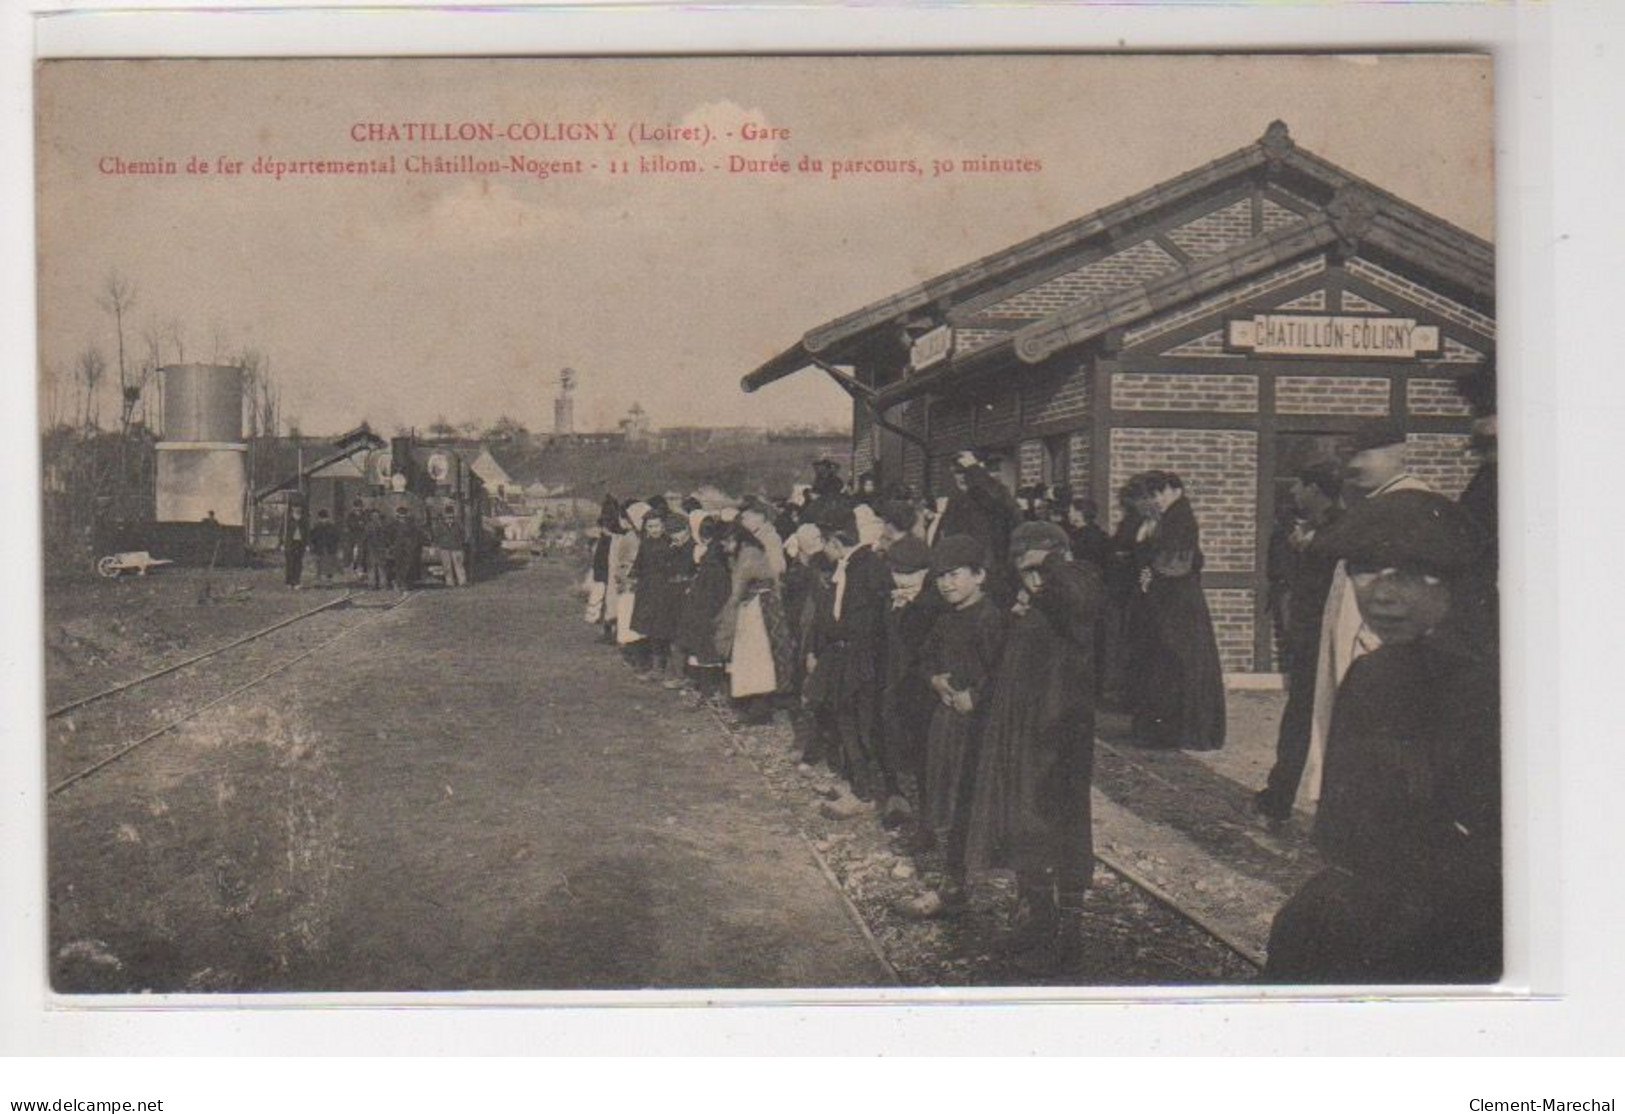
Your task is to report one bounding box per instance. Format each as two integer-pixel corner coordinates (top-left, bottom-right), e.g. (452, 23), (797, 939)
(4, 0), (1620, 1062)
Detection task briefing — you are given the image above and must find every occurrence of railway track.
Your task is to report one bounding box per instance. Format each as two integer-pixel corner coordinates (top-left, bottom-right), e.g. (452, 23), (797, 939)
(698, 694), (1264, 980)
(47, 589), (421, 797)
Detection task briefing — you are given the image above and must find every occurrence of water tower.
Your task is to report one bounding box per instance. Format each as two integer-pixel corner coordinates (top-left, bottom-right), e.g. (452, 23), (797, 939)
(155, 363), (247, 525)
(554, 366), (576, 437)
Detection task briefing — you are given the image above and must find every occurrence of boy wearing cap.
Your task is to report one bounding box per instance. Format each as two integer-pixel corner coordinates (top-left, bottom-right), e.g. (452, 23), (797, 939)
(925, 451), (1022, 605)
(879, 534), (942, 830)
(1265, 490), (1500, 983)
(899, 534), (1007, 917)
(964, 520), (1103, 967)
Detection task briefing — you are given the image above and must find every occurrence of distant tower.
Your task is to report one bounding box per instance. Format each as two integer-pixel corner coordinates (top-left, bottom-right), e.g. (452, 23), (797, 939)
(620, 401), (651, 444)
(554, 367), (576, 437)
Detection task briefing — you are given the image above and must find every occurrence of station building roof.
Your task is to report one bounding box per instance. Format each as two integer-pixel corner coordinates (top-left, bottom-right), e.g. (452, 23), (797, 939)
(740, 121), (1492, 407)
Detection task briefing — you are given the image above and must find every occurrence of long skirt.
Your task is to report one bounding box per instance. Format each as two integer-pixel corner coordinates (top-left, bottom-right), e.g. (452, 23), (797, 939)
(615, 591), (645, 644)
(1132, 578), (1226, 750)
(584, 577), (606, 624)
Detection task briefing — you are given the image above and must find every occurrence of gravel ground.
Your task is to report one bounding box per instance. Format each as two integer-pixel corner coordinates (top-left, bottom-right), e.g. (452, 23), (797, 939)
(688, 680), (1261, 987)
(44, 556), (1284, 991)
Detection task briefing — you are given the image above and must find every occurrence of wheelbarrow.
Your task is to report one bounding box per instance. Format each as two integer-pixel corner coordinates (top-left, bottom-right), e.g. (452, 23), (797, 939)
(96, 550), (174, 578)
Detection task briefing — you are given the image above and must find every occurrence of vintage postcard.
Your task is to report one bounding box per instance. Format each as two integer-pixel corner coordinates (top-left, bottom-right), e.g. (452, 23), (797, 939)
(33, 54), (1499, 997)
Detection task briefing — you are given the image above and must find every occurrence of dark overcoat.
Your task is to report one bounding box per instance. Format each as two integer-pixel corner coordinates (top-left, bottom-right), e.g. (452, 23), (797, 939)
(966, 554), (1103, 892)
(1265, 634), (1501, 984)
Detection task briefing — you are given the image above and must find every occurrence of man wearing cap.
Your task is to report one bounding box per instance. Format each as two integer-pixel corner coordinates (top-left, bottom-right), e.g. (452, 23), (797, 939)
(925, 450), (1022, 604)
(1254, 459), (1345, 826)
(431, 505), (468, 588)
(964, 520), (1104, 969)
(1264, 490), (1499, 983)
(1302, 421), (1433, 807)
(808, 456), (847, 510)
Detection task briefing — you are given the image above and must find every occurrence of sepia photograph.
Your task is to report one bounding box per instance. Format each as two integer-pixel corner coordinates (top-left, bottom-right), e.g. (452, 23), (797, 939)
(32, 53), (1500, 996)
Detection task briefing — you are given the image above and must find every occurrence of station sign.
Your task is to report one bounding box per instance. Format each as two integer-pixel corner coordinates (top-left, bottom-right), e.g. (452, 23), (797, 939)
(908, 325), (953, 373)
(1227, 314), (1440, 359)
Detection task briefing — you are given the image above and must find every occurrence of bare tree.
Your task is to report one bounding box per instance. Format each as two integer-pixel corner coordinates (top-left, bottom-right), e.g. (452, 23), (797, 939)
(210, 318), (232, 364)
(164, 317), (186, 364)
(133, 315), (170, 431)
(75, 345), (106, 430)
(40, 358), (68, 432)
(97, 271), (139, 435)
(258, 356), (279, 440)
(239, 347), (263, 438)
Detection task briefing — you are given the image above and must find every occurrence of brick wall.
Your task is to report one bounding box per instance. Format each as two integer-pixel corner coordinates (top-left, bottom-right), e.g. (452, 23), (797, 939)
(1122, 255), (1327, 349)
(1107, 427), (1258, 574)
(976, 392), (1021, 444)
(981, 239), (1181, 320)
(1112, 372), (1259, 413)
(1346, 258), (1497, 340)
(1067, 429), (1091, 493)
(1019, 440), (1046, 487)
(852, 404), (875, 477)
(1275, 375), (1391, 416)
(932, 397), (973, 446)
(1277, 288), (1327, 311)
(1441, 337), (1488, 364)
(1407, 378), (1475, 418)
(1166, 199), (1254, 259)
(954, 327), (1008, 355)
(1260, 196), (1305, 233)
(1339, 289), (1390, 314)
(1406, 432), (1478, 500)
(1206, 588), (1257, 674)
(1162, 328), (1244, 358)
(902, 441), (926, 495)
(1021, 362), (1091, 426)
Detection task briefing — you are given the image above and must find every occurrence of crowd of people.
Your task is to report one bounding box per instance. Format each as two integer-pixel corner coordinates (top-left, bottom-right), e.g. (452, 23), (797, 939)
(279, 492), (473, 592)
(573, 405), (1501, 984)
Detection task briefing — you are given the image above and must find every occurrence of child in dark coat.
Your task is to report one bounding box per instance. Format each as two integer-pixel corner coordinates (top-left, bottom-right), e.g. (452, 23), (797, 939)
(782, 522), (834, 766)
(901, 533), (1008, 918)
(676, 517), (732, 701)
(880, 534), (941, 829)
(628, 514), (680, 677)
(805, 507), (892, 808)
(966, 520), (1103, 969)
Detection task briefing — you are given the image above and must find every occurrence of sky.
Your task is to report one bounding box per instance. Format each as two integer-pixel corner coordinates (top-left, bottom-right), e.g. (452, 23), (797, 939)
(35, 54), (1493, 438)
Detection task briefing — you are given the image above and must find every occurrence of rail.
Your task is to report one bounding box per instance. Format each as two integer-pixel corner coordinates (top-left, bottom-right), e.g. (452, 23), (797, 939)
(48, 591), (419, 797)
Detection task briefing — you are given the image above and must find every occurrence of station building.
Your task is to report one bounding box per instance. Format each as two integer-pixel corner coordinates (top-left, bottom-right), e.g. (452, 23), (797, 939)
(742, 121), (1494, 674)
